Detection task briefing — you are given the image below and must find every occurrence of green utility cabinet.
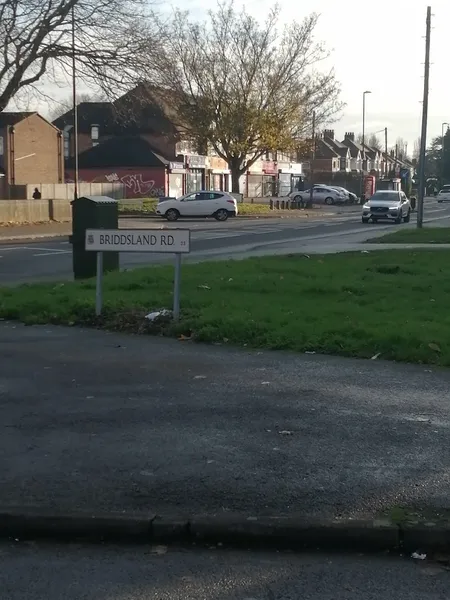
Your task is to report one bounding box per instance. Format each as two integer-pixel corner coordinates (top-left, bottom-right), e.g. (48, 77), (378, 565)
(70, 195), (119, 279)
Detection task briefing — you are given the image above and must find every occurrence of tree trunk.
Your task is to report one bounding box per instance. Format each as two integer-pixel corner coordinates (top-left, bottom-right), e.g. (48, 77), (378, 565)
(231, 168), (241, 193)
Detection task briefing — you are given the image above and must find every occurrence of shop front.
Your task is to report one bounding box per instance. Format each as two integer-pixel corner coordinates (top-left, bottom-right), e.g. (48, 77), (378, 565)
(262, 160), (278, 196)
(246, 160), (264, 198)
(207, 156), (230, 191)
(185, 154), (207, 193)
(168, 161), (186, 198)
(277, 162), (304, 196)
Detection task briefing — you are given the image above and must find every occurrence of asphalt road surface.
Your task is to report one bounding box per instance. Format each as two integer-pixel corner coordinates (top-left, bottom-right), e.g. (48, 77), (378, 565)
(1, 543), (449, 600)
(1, 199), (450, 284)
(1, 323), (450, 520)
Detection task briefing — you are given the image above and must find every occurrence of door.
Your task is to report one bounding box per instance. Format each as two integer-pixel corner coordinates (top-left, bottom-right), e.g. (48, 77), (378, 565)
(312, 187), (327, 203)
(179, 192), (202, 216)
(195, 192), (222, 216)
(169, 173), (183, 198)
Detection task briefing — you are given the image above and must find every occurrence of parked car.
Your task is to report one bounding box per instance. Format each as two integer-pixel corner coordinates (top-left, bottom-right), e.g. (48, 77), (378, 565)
(329, 186), (359, 204)
(288, 185), (346, 206)
(362, 190), (411, 224)
(437, 185), (450, 202)
(156, 191), (238, 221)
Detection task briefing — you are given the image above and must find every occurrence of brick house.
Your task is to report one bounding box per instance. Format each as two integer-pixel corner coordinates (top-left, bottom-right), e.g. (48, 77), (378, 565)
(340, 133), (363, 172)
(0, 112), (64, 197)
(66, 135), (172, 198)
(55, 85), (213, 197)
(322, 130), (351, 171)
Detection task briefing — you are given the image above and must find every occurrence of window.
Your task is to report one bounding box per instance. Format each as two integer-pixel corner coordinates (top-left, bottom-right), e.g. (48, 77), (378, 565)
(91, 125), (99, 147)
(196, 192), (218, 200)
(183, 193), (198, 201)
(63, 130), (70, 158)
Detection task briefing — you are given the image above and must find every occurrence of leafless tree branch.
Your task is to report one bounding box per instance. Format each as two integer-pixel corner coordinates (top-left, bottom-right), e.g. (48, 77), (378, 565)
(0, 0), (160, 112)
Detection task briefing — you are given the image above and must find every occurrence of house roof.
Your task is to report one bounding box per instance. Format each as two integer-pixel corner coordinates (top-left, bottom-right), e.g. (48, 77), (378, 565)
(52, 86), (184, 138)
(362, 144), (380, 160)
(315, 138), (340, 159)
(0, 112), (35, 127)
(68, 135), (170, 169)
(340, 138), (363, 159)
(322, 136), (349, 158)
(53, 102), (114, 133)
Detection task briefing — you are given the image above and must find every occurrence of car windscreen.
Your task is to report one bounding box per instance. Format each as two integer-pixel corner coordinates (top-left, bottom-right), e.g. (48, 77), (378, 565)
(440, 187), (450, 192)
(370, 192), (399, 202)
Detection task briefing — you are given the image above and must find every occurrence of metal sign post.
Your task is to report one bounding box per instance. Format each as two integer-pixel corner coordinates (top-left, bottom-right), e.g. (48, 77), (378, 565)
(86, 228), (191, 318)
(173, 253), (182, 320)
(95, 251), (103, 316)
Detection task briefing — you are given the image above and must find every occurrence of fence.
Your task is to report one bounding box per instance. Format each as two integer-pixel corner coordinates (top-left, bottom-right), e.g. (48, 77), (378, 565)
(0, 199), (72, 223)
(9, 182), (124, 200)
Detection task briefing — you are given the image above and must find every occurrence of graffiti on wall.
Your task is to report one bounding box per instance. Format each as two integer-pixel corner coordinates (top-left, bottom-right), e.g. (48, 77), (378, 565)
(104, 172), (164, 197)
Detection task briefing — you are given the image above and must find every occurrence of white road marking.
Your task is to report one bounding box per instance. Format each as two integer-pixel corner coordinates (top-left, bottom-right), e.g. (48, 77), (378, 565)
(33, 250), (71, 257)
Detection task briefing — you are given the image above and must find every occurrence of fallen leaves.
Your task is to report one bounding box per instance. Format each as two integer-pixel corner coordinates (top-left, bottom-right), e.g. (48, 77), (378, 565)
(429, 343), (441, 352)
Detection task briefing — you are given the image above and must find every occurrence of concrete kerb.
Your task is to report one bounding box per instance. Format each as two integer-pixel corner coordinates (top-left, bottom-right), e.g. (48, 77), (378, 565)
(1, 509), (449, 553)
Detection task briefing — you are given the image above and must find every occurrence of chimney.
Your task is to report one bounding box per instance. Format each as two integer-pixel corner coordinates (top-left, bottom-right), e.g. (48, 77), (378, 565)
(345, 132), (355, 142)
(324, 129), (334, 140)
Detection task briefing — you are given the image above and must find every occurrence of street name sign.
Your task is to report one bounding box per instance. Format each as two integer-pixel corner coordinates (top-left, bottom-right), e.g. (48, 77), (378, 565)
(85, 228), (190, 253)
(85, 228), (191, 319)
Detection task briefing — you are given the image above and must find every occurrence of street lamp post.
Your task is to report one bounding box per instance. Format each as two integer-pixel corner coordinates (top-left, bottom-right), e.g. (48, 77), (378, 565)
(361, 90), (371, 201)
(442, 122), (448, 184)
(71, 5), (79, 202)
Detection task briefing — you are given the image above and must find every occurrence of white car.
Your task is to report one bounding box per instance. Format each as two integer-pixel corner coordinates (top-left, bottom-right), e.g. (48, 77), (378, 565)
(362, 190), (411, 224)
(437, 185), (450, 202)
(156, 191), (238, 221)
(288, 185), (346, 206)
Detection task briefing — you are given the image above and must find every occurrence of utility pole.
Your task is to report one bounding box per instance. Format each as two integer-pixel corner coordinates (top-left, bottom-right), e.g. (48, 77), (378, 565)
(309, 111), (316, 208)
(384, 127), (388, 176)
(417, 6), (431, 229)
(361, 91), (371, 202)
(442, 122), (448, 184)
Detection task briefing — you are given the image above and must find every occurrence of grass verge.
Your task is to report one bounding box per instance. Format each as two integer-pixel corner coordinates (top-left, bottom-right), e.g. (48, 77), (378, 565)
(368, 227), (450, 244)
(118, 198), (157, 214)
(118, 198), (293, 217)
(1, 250), (450, 365)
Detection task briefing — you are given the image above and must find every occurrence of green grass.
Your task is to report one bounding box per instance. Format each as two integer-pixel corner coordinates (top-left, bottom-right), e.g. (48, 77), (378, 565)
(118, 198), (158, 214)
(369, 227), (450, 244)
(118, 199), (277, 216)
(2, 250), (450, 365)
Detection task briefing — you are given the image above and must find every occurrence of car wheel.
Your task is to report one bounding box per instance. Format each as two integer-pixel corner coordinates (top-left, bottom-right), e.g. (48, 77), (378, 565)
(165, 208), (180, 221)
(372, 218), (378, 223)
(362, 217), (369, 223)
(325, 197), (334, 205)
(395, 214), (402, 224)
(214, 208), (229, 221)
(294, 195), (303, 204)
(403, 210), (411, 223)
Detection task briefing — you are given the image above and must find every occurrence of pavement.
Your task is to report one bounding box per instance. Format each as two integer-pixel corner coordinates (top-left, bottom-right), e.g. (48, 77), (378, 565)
(2, 323), (450, 529)
(1, 199), (450, 284)
(2, 543), (449, 600)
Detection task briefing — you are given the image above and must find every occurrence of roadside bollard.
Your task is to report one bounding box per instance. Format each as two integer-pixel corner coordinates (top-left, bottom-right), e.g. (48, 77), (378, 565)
(286, 199), (290, 210)
(269, 199), (274, 210)
(276, 200), (280, 210)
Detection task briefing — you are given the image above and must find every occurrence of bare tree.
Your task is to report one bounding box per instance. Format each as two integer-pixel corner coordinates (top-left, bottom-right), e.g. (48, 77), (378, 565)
(0, 0), (157, 113)
(395, 137), (409, 160)
(49, 92), (107, 120)
(413, 137), (421, 161)
(147, 2), (343, 192)
(357, 133), (382, 150)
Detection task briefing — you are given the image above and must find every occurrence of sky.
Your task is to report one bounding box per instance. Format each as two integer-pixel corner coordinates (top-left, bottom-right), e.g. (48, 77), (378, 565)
(30, 0), (450, 151)
(171, 0), (450, 150)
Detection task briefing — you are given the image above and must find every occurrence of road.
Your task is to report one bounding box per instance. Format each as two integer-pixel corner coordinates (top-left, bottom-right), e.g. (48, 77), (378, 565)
(1, 199), (450, 284)
(2, 323), (450, 520)
(1, 542), (449, 599)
